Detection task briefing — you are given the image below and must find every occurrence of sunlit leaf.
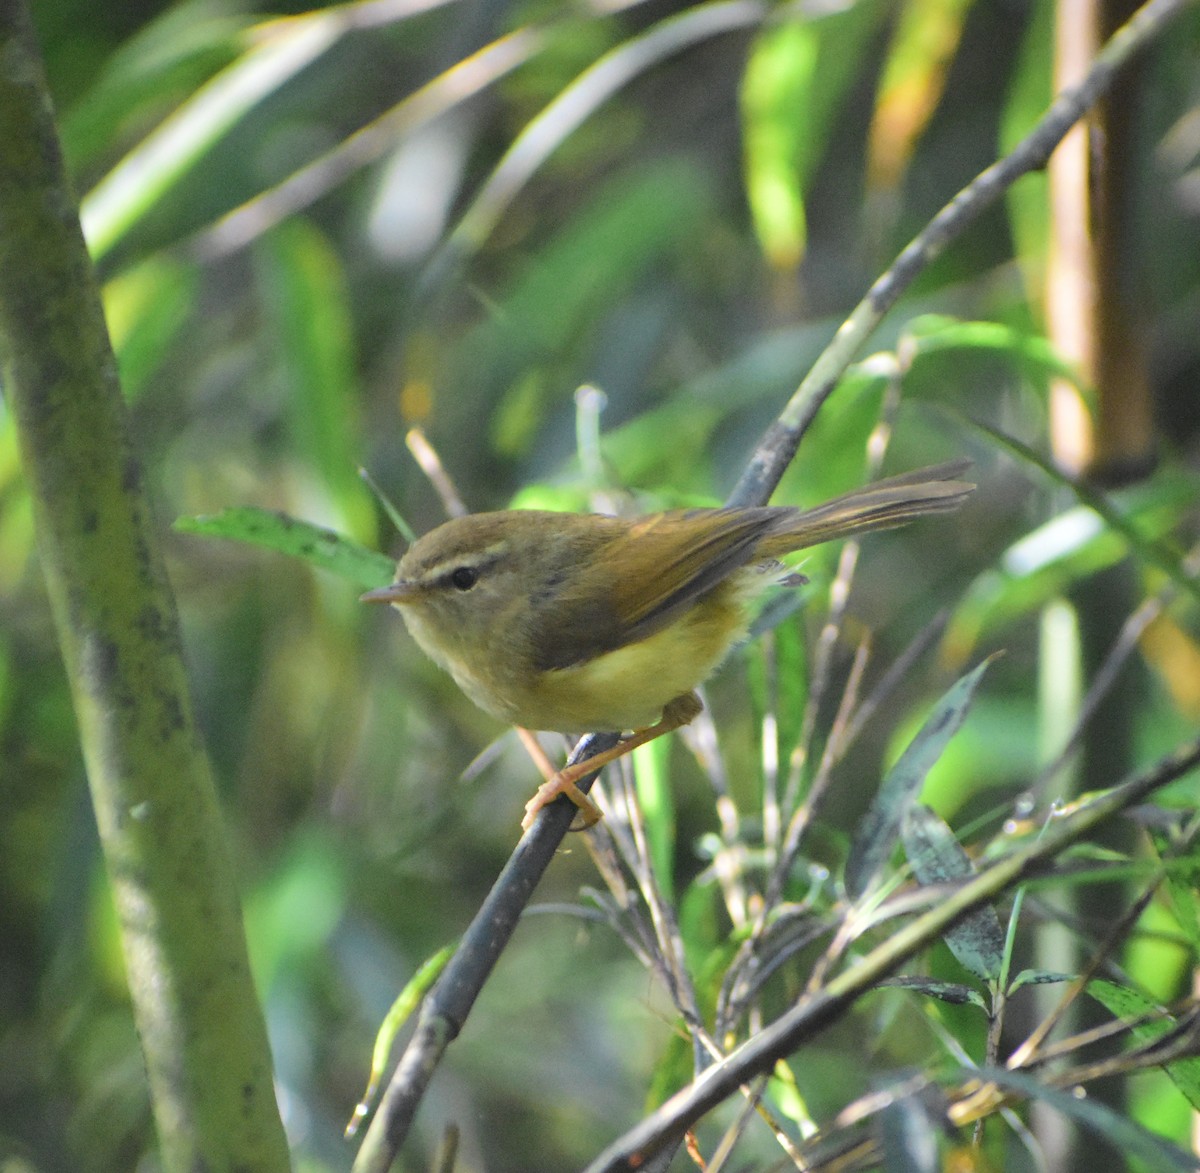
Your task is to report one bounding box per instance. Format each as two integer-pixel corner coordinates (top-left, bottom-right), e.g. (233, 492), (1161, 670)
(62, 1), (248, 171)
(633, 734), (676, 904)
(741, 3), (885, 269)
(82, 10), (347, 260)
(741, 21), (815, 270)
(943, 432), (1200, 658)
(868, 0), (974, 190)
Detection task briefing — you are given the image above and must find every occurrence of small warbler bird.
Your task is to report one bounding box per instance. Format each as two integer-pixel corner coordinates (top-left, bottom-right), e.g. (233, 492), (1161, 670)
(363, 461), (973, 828)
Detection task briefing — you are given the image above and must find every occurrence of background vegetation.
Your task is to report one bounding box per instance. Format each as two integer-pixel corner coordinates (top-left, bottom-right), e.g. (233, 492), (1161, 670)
(2, 0), (1200, 1169)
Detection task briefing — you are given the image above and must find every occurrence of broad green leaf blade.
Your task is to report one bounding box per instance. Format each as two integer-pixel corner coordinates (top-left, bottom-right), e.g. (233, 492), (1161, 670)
(1089, 979), (1200, 1112)
(741, 3), (885, 270)
(257, 218), (374, 542)
(845, 655), (994, 899)
(741, 21), (815, 270)
(902, 804), (1005, 982)
(174, 507), (394, 590)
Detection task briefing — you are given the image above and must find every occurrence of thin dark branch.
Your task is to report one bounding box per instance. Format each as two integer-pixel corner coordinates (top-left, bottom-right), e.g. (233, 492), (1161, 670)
(350, 734), (616, 1173)
(582, 731), (1200, 1172)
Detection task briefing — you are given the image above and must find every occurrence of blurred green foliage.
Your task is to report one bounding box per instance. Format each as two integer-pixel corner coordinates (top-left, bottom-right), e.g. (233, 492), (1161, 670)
(4, 0), (1200, 1169)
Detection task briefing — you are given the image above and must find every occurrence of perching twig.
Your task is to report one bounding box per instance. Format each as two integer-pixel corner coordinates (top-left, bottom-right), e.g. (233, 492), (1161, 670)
(351, 734), (616, 1173)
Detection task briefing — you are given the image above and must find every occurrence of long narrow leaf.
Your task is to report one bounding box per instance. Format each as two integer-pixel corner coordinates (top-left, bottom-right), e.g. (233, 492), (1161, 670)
(845, 656), (995, 899)
(963, 418), (1200, 609)
(175, 507), (393, 589)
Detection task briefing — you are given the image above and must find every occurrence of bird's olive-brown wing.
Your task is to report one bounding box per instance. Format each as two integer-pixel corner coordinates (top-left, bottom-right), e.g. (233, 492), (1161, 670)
(531, 507), (781, 671)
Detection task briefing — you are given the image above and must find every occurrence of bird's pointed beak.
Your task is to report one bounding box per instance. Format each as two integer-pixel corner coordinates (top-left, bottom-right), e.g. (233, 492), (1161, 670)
(360, 581), (420, 605)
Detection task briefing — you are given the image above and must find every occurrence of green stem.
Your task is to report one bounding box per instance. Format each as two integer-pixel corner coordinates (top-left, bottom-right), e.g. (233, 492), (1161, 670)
(0, 2), (288, 1168)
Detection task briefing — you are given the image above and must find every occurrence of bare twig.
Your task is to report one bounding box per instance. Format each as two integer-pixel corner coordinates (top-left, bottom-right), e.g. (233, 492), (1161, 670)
(582, 731), (1200, 1172)
(405, 427), (469, 519)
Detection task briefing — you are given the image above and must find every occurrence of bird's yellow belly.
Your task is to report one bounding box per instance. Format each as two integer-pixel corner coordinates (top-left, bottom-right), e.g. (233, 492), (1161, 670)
(517, 588), (752, 732)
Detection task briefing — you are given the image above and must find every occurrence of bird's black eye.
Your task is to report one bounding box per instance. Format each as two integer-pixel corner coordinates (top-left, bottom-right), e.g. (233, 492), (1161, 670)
(449, 566), (478, 591)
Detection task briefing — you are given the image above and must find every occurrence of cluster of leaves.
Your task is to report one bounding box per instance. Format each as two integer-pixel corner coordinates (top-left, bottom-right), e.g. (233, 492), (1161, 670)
(3, 0), (1200, 1170)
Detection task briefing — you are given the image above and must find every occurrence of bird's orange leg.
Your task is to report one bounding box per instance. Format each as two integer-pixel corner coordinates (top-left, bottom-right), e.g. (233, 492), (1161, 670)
(521, 692), (703, 831)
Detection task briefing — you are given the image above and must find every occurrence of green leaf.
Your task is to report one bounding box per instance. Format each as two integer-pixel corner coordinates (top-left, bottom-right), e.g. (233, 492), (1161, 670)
(257, 218), (374, 542)
(867, 0), (974, 191)
(104, 256), (197, 401)
(904, 313), (1092, 398)
(845, 656), (995, 899)
(1000, 0), (1054, 301)
(902, 804), (1005, 981)
(633, 735), (676, 904)
(1089, 979), (1200, 1113)
(345, 943), (456, 1138)
(81, 10), (345, 260)
(879, 975), (989, 1009)
(741, 3), (884, 269)
(1007, 968), (1075, 993)
(943, 439), (1200, 657)
(968, 423), (1200, 610)
(741, 21), (815, 269)
(174, 507), (394, 590)
(61, 1), (247, 170)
